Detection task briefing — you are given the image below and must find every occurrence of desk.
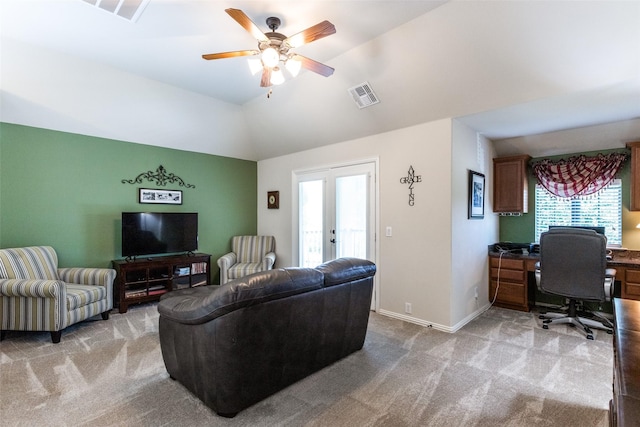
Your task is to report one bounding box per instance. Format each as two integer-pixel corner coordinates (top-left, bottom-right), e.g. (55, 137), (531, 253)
(488, 249), (640, 312)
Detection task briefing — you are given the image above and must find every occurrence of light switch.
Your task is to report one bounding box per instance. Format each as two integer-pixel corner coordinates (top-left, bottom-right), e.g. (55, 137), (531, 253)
(386, 226), (392, 237)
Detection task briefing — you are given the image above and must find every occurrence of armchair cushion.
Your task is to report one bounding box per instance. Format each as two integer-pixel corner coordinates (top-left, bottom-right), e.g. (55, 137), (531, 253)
(234, 236), (275, 263)
(228, 262), (264, 280)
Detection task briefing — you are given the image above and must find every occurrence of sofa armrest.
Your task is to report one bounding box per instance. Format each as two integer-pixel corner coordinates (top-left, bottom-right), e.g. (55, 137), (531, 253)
(217, 252), (237, 285)
(314, 257), (376, 287)
(0, 279), (67, 331)
(0, 278), (65, 298)
(217, 252), (236, 269)
(57, 268), (116, 287)
(58, 268), (116, 309)
(263, 252), (276, 270)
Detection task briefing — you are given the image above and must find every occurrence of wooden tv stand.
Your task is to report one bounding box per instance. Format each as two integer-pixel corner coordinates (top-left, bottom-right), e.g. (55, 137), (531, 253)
(112, 253), (211, 313)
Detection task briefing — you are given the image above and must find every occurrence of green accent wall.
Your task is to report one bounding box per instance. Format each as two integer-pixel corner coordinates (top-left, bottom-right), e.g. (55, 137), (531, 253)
(499, 148), (640, 250)
(0, 123), (257, 282)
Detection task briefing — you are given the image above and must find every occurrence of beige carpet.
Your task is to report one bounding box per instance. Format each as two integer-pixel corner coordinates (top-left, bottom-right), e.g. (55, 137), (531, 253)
(0, 304), (613, 426)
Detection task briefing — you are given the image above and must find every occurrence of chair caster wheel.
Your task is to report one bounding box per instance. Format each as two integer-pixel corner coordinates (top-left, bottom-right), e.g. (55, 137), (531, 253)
(587, 335), (594, 340)
(538, 315), (546, 319)
(543, 325), (549, 329)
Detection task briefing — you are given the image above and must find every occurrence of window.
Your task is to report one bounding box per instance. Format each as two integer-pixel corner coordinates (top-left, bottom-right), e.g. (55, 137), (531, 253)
(534, 179), (622, 245)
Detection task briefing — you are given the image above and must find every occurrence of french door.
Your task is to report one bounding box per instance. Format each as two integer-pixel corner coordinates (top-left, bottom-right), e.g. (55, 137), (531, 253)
(297, 161), (376, 268)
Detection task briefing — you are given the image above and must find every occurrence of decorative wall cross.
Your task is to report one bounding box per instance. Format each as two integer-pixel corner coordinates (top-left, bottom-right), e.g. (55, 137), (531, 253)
(400, 165), (422, 206)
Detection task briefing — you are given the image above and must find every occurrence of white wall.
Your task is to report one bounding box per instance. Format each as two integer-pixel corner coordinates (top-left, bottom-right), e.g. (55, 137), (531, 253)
(258, 118), (493, 330)
(450, 120), (499, 328)
(0, 38), (256, 160)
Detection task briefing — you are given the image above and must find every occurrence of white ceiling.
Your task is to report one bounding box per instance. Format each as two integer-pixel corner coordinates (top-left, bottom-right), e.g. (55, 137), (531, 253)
(1, 0), (446, 105)
(1, 0), (639, 160)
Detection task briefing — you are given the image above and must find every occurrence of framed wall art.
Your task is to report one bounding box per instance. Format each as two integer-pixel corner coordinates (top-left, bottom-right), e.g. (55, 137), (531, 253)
(267, 191), (279, 209)
(468, 170), (485, 219)
(139, 188), (183, 205)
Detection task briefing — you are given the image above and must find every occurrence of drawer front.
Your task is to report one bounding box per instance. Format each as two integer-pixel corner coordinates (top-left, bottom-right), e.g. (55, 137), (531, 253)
(490, 268), (525, 282)
(624, 282), (640, 299)
(624, 269), (640, 299)
(490, 257), (524, 270)
(625, 269), (640, 284)
(490, 280), (526, 305)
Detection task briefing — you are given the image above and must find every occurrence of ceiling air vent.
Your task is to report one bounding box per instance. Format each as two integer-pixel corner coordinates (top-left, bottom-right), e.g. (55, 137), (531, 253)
(82, 0), (150, 22)
(348, 82), (380, 109)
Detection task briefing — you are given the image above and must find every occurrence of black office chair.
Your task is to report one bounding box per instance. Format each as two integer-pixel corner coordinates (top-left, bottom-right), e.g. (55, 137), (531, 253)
(534, 228), (615, 340)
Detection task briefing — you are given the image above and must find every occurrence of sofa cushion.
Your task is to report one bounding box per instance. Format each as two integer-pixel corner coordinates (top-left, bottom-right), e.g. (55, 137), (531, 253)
(0, 246), (59, 280)
(66, 284), (107, 310)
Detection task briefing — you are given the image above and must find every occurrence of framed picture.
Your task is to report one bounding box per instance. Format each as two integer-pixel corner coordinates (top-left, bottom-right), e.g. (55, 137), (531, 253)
(267, 191), (279, 209)
(139, 188), (183, 205)
(468, 171), (485, 219)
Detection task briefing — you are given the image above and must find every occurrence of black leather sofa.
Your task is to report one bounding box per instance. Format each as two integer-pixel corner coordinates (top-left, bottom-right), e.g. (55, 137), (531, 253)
(157, 257), (377, 417)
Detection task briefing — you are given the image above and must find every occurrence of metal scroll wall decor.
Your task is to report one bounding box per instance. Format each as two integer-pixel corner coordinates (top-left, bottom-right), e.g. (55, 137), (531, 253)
(400, 165), (421, 206)
(121, 165), (195, 188)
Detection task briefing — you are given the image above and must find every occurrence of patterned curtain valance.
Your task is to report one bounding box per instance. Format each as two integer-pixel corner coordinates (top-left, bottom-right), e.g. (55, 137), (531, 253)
(531, 152), (629, 199)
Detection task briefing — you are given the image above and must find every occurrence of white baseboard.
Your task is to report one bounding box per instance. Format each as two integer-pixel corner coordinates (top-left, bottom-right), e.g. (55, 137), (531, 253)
(377, 302), (492, 333)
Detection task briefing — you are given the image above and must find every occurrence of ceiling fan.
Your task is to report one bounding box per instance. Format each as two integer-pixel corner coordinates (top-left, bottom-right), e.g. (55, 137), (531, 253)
(202, 8), (336, 88)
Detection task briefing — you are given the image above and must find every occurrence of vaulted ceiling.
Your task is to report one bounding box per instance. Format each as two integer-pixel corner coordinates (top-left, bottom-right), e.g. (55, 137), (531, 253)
(2, 0), (639, 161)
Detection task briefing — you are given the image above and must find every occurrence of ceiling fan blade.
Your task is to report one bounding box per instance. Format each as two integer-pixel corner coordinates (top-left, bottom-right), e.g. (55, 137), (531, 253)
(202, 50), (259, 60)
(285, 20), (336, 48)
(260, 67), (272, 87)
(294, 55), (335, 77)
(225, 8), (269, 42)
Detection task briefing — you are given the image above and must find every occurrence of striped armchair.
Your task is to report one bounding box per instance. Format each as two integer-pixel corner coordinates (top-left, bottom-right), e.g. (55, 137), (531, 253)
(217, 236), (276, 284)
(0, 246), (116, 343)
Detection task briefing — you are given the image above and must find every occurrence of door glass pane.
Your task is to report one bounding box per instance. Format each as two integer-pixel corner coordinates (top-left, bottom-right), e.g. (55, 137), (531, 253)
(335, 174), (367, 259)
(299, 179), (324, 268)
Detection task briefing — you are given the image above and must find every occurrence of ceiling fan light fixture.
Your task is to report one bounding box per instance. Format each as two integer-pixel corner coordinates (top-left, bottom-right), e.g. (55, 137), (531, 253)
(271, 67), (285, 85)
(285, 57), (302, 77)
(202, 9), (336, 88)
(262, 47), (280, 68)
(247, 58), (263, 75)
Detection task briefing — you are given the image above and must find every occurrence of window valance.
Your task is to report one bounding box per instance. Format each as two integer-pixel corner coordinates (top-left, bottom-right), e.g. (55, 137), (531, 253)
(531, 152), (628, 199)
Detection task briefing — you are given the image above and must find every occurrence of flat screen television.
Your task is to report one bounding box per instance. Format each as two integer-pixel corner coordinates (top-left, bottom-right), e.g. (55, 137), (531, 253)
(122, 212), (198, 258)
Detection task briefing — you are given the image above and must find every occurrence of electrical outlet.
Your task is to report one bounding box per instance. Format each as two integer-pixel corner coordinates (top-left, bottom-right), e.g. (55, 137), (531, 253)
(405, 302), (412, 314)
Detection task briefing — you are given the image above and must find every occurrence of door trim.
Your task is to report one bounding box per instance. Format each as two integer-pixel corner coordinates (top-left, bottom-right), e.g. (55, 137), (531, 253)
(292, 157), (380, 311)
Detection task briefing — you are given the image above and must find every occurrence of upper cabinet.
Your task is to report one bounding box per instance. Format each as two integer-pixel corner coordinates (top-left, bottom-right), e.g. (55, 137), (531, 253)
(493, 154), (531, 214)
(628, 141), (640, 211)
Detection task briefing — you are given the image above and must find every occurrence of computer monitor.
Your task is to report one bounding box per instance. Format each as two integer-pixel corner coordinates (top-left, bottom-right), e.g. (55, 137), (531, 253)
(548, 225), (606, 235)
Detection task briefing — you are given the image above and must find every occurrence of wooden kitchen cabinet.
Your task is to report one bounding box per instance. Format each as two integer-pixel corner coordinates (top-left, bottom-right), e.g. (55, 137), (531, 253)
(493, 154), (531, 214)
(627, 141), (640, 211)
